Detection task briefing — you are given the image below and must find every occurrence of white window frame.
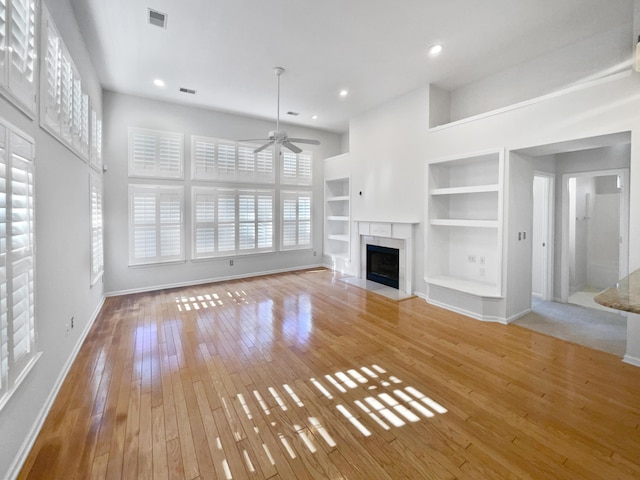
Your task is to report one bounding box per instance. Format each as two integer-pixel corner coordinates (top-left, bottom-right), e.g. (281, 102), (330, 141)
(89, 104), (102, 172)
(90, 173), (103, 285)
(39, 4), (96, 162)
(191, 135), (274, 184)
(129, 127), (184, 180)
(280, 150), (312, 186)
(280, 190), (312, 251)
(0, 118), (39, 411)
(192, 187), (275, 259)
(0, 0), (37, 115)
(129, 185), (185, 266)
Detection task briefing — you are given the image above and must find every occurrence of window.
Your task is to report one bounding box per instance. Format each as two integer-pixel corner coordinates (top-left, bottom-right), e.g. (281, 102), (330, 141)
(129, 128), (184, 179)
(90, 106), (102, 172)
(90, 174), (103, 285)
(281, 191), (312, 250)
(191, 136), (274, 183)
(129, 185), (184, 265)
(281, 150), (312, 185)
(0, 0), (37, 114)
(40, 4), (96, 161)
(192, 188), (274, 258)
(0, 119), (37, 409)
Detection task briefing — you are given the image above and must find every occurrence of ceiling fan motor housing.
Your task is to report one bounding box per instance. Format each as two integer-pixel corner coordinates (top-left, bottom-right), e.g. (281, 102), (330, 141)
(269, 130), (288, 142)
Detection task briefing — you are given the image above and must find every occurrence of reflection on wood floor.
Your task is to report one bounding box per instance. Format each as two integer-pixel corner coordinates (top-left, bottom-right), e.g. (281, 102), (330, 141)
(19, 268), (640, 479)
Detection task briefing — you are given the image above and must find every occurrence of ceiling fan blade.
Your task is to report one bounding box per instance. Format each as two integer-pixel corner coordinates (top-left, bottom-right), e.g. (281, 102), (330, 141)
(287, 138), (320, 145)
(238, 138), (270, 142)
(282, 141), (302, 154)
(254, 141), (275, 154)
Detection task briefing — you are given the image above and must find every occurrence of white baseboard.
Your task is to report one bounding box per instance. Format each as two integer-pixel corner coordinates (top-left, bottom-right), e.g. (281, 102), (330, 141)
(425, 297), (508, 324)
(505, 308), (531, 324)
(622, 354), (640, 368)
(5, 296), (106, 480)
(106, 263), (325, 297)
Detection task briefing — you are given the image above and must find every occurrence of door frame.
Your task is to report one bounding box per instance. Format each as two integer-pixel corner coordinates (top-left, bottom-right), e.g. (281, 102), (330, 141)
(560, 168), (629, 302)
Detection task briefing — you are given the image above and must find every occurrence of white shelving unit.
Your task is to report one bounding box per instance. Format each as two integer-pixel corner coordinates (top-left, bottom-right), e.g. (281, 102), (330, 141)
(324, 177), (350, 260)
(425, 149), (504, 298)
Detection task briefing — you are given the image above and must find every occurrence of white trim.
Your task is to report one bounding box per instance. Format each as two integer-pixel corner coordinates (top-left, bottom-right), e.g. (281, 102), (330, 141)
(5, 295), (106, 480)
(105, 264), (324, 297)
(425, 297), (508, 325)
(622, 355), (640, 368)
(428, 70), (631, 132)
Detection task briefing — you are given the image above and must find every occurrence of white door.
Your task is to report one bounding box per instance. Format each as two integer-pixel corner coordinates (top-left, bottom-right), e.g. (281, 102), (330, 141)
(532, 174), (554, 300)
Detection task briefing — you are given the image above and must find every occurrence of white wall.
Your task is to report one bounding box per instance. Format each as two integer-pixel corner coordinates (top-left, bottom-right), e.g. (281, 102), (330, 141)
(0, 0), (105, 478)
(102, 91), (342, 294)
(339, 71), (640, 317)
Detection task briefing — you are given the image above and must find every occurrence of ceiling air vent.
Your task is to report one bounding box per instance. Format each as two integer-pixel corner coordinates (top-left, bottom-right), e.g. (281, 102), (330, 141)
(148, 9), (167, 28)
(286, 111), (300, 116)
(179, 87), (196, 95)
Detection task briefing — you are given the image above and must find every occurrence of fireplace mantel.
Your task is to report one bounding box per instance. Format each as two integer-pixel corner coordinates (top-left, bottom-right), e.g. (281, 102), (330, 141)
(353, 220), (418, 295)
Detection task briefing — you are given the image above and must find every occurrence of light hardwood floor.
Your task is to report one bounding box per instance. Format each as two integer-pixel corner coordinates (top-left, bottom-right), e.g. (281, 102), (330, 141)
(19, 268), (640, 479)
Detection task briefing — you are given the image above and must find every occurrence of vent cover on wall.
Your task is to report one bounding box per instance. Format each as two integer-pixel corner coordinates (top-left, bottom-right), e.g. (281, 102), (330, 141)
(148, 9), (167, 28)
(179, 87), (196, 95)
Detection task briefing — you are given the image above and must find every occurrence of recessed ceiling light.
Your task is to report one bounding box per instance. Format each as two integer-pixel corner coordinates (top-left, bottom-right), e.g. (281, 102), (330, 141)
(428, 44), (443, 56)
(153, 79), (165, 87)
(311, 115), (318, 120)
(339, 89), (348, 97)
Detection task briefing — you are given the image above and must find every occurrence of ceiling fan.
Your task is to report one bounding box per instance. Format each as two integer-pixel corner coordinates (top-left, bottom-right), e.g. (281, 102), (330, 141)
(239, 67), (320, 154)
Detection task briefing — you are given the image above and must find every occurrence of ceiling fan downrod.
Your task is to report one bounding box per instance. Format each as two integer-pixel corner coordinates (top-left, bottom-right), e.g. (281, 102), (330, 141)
(274, 67), (284, 132)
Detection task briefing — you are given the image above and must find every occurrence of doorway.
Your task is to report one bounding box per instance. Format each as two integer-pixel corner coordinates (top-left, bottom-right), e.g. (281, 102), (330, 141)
(560, 169), (629, 306)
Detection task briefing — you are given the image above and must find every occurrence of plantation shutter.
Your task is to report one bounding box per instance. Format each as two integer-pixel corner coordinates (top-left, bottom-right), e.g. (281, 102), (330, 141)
(281, 151), (312, 185)
(281, 191), (312, 250)
(129, 128), (183, 179)
(90, 174), (103, 285)
(0, 1), (6, 87)
(159, 193), (181, 257)
(0, 122), (36, 404)
(129, 186), (184, 265)
(238, 194), (255, 250)
(9, 131), (34, 368)
(131, 191), (156, 261)
(192, 138), (216, 179)
(257, 193), (273, 249)
(193, 189), (215, 257)
(217, 191), (236, 253)
(7, 0), (36, 112)
(42, 15), (61, 131)
(0, 123), (7, 394)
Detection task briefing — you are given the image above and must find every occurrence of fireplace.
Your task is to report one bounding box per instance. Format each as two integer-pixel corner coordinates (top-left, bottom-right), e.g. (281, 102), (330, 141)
(366, 244), (400, 289)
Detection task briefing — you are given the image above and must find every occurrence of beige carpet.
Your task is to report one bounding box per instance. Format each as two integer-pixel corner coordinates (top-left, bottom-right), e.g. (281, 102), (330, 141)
(514, 298), (627, 357)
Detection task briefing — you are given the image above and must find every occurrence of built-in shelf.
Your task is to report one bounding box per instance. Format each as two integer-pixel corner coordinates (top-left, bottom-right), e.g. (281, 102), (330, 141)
(427, 275), (502, 298)
(431, 184), (499, 196)
(325, 177), (350, 260)
(425, 148), (504, 298)
(328, 234), (349, 242)
(430, 219), (499, 228)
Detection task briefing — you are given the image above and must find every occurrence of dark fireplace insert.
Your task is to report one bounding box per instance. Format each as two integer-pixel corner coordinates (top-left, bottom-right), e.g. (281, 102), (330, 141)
(366, 244), (400, 289)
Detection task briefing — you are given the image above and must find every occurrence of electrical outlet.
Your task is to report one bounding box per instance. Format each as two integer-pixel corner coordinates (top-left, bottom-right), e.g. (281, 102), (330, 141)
(479, 256), (485, 265)
(523, 231), (527, 240)
(64, 322), (70, 337)
(518, 232), (522, 241)
(313, 251), (317, 256)
(468, 255), (476, 263)
(229, 259), (234, 266)
(70, 316), (74, 329)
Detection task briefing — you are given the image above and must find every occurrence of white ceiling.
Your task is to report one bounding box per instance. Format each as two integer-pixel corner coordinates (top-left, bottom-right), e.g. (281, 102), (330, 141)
(69, 0), (634, 133)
